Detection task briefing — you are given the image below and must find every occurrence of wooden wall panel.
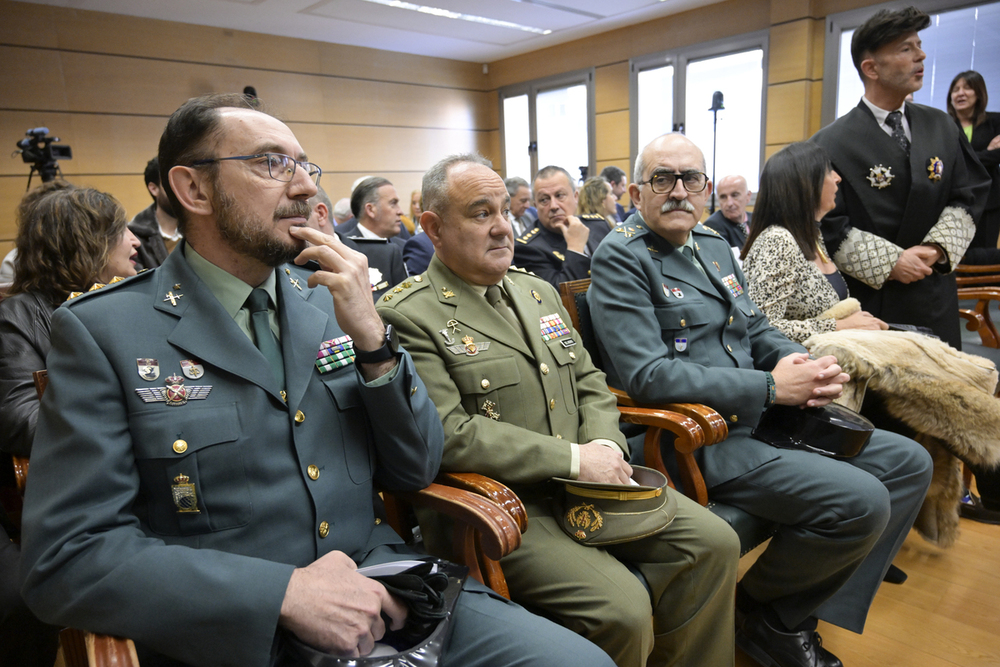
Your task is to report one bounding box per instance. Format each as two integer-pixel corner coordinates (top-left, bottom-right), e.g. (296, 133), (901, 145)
(769, 20), (813, 84)
(595, 63), (630, 114)
(595, 111), (630, 163)
(765, 81), (811, 145)
(0, 0), (487, 91)
(0, 46), (493, 131)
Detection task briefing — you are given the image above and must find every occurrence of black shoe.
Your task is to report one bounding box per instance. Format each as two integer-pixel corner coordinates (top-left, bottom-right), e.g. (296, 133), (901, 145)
(882, 564), (907, 585)
(960, 490), (1000, 525)
(736, 613), (843, 667)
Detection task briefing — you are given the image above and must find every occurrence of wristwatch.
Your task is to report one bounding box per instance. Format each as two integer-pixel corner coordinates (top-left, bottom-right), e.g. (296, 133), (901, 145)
(354, 324), (399, 364)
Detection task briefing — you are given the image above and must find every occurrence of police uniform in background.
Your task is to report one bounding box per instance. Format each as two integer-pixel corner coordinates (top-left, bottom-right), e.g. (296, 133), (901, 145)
(588, 217), (932, 637)
(336, 230), (408, 299)
(378, 254), (740, 667)
(812, 101), (989, 348)
(512, 214), (611, 287)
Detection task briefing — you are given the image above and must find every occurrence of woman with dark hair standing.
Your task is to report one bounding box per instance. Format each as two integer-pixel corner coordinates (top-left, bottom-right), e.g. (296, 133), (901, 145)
(0, 182), (140, 458)
(948, 71), (1000, 264)
(741, 142), (887, 341)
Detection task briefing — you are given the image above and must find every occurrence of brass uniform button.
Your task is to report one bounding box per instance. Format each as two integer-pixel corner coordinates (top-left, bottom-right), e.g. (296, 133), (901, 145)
(540, 363), (550, 375)
(307, 465), (320, 480)
(280, 390), (287, 403)
(730, 415), (739, 422)
(568, 352), (577, 360)
(172, 440), (188, 454)
(549, 399), (556, 410)
(680, 319), (686, 327)
(555, 434), (563, 439)
(727, 345), (733, 352)
(318, 521), (330, 538)
(729, 316), (734, 325)
(295, 410), (305, 423)
(374, 517), (381, 525)
(481, 379), (490, 389)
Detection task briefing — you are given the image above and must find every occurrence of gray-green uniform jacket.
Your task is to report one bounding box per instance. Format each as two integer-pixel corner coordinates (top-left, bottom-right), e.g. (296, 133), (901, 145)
(589, 219), (802, 486)
(377, 255), (626, 491)
(19, 246), (444, 667)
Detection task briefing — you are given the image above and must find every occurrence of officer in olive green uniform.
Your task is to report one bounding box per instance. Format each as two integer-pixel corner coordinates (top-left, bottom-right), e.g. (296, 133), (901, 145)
(378, 153), (740, 667)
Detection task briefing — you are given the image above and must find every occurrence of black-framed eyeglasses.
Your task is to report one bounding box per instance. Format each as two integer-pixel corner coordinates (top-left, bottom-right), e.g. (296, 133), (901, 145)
(190, 153), (322, 185)
(641, 170), (708, 194)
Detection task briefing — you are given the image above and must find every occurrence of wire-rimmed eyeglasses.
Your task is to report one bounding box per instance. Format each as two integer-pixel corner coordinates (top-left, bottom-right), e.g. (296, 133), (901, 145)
(190, 153), (322, 185)
(640, 170), (708, 194)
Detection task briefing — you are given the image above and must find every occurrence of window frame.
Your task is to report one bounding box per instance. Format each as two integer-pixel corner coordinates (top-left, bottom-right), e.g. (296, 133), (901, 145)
(628, 30), (769, 184)
(820, 0), (998, 127)
(498, 68), (596, 181)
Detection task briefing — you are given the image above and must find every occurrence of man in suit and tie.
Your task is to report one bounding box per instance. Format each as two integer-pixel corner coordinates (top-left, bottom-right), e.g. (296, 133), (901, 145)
(588, 133), (932, 667)
(513, 165), (612, 287)
(810, 6), (990, 349)
(377, 152), (741, 667)
(703, 175), (752, 252)
(18, 93), (616, 667)
(336, 176), (411, 250)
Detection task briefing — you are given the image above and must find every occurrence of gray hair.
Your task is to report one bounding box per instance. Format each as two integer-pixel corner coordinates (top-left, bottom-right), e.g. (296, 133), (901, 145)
(504, 176), (529, 198)
(351, 176), (392, 219)
(533, 165), (576, 193)
(422, 153), (493, 217)
(332, 197), (352, 221)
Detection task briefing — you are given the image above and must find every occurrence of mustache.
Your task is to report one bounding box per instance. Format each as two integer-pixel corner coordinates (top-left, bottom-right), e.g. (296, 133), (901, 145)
(274, 201), (312, 221)
(661, 199), (696, 214)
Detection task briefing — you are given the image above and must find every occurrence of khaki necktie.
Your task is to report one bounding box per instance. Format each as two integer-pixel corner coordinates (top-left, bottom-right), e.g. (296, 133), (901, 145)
(486, 284), (525, 339)
(245, 288), (284, 387)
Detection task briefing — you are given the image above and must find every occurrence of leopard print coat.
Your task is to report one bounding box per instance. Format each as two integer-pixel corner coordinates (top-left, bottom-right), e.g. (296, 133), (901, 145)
(742, 225), (842, 343)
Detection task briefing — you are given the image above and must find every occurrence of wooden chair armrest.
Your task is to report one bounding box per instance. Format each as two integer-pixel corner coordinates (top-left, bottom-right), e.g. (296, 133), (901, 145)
(617, 405), (712, 506)
(956, 264), (1000, 286)
(610, 387), (729, 445)
(395, 483), (521, 562)
(60, 628), (139, 667)
(434, 472), (527, 533)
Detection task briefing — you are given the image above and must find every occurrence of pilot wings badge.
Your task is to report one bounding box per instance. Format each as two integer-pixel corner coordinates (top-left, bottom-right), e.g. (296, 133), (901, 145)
(135, 374), (212, 406)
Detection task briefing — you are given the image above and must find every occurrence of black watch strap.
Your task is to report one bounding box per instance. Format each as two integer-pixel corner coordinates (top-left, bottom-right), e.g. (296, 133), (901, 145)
(354, 324), (399, 364)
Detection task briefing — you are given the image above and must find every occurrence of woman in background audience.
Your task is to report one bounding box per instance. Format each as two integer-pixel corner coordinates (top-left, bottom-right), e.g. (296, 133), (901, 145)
(578, 176), (618, 229)
(947, 71), (1000, 265)
(400, 188), (422, 234)
(0, 182), (139, 458)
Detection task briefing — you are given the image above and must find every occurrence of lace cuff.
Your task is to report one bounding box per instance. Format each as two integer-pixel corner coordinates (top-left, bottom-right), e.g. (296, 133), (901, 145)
(923, 206), (975, 271)
(832, 228), (903, 289)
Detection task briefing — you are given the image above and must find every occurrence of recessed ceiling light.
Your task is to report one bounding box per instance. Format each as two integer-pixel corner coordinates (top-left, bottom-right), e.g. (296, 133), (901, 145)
(359, 0), (553, 35)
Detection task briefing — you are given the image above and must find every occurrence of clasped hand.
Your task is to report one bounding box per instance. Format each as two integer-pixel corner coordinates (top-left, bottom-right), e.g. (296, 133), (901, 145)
(771, 353), (849, 408)
(889, 245), (940, 283)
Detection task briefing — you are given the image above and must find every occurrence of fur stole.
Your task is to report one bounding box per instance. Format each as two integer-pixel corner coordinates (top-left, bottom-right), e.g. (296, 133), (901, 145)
(803, 328), (1000, 547)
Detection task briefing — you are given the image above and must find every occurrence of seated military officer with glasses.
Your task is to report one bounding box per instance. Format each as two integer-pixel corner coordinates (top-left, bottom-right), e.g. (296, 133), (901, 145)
(588, 133), (933, 667)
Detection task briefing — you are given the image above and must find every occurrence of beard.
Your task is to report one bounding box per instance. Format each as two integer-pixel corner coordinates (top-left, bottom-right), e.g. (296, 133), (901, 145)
(212, 184), (309, 267)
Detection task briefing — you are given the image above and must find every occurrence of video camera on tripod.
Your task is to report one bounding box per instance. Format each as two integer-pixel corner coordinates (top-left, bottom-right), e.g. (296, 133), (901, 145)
(14, 127), (72, 188)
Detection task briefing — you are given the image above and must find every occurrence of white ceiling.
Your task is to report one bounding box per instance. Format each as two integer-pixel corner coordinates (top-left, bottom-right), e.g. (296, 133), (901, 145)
(18, 0), (725, 62)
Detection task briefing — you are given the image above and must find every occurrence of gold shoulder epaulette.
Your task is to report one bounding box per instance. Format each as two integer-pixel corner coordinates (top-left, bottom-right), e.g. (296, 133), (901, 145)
(516, 227), (541, 244)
